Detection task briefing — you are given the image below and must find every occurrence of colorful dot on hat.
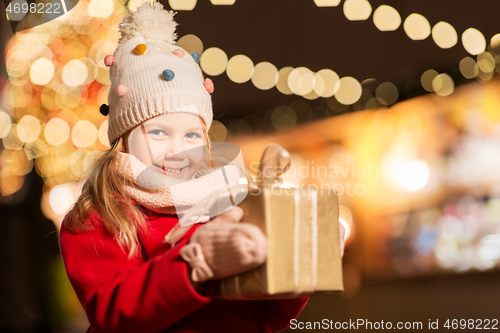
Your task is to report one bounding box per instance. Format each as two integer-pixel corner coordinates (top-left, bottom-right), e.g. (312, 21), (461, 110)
(204, 78), (214, 93)
(99, 104), (109, 116)
(173, 49), (185, 58)
(135, 44), (147, 55)
(191, 52), (200, 62)
(162, 69), (175, 81)
(116, 84), (127, 96)
(104, 55), (114, 66)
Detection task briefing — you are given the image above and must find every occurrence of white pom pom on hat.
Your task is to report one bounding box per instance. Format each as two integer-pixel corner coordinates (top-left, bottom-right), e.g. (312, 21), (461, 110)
(104, 0), (214, 144)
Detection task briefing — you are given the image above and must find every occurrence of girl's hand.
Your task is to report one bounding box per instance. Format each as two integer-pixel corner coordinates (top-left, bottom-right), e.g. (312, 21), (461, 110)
(181, 207), (267, 283)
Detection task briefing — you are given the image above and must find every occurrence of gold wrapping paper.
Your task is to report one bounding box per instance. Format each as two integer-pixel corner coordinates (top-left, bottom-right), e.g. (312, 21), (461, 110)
(215, 187), (343, 300)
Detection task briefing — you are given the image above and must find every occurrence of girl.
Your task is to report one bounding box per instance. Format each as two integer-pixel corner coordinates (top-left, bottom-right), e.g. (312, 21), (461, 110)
(59, 2), (311, 332)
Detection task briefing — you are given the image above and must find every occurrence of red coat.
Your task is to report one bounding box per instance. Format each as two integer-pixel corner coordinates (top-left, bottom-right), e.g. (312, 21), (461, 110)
(59, 207), (309, 333)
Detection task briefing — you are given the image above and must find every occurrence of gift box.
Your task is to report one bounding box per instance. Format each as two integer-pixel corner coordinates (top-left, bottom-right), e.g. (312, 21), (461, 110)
(214, 186), (343, 300)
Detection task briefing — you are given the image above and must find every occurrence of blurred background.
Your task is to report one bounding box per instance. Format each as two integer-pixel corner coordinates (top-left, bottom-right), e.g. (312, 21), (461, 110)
(1, 0), (500, 332)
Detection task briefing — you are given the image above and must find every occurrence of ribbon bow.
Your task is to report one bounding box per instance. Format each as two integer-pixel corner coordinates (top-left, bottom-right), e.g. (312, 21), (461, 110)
(179, 242), (215, 283)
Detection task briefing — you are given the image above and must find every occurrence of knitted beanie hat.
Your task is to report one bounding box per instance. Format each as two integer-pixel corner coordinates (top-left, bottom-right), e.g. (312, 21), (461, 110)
(101, 1), (214, 144)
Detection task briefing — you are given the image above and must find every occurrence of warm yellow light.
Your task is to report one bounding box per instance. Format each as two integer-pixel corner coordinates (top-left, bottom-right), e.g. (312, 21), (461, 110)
(399, 159), (429, 192)
(420, 69), (438, 92)
(30, 58), (55, 86)
(251, 62), (278, 90)
(177, 34), (204, 55)
(459, 57), (478, 79)
(404, 13), (430, 40)
(98, 120), (110, 147)
(44, 118), (70, 146)
(226, 55), (254, 84)
(49, 184), (77, 215)
(335, 77), (362, 105)
(18, 115), (41, 143)
(375, 81), (399, 105)
(491, 34), (500, 48)
(200, 47), (228, 76)
(72, 120), (98, 148)
(477, 52), (495, 73)
(128, 0), (153, 11)
(343, 0), (371, 21)
(373, 5), (401, 31)
(462, 28), (486, 55)
(62, 59), (88, 87)
(169, 0), (196, 10)
(276, 67), (294, 95)
(6, 50), (29, 78)
(314, 0), (340, 6)
(88, 0), (114, 18)
(431, 22), (457, 49)
(210, 0), (235, 4)
(314, 69), (340, 98)
(432, 73), (454, 97)
(0, 111), (12, 139)
(288, 67), (315, 96)
(208, 120), (228, 142)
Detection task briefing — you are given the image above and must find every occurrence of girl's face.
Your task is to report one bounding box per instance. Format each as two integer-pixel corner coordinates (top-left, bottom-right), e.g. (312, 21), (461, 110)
(127, 113), (206, 180)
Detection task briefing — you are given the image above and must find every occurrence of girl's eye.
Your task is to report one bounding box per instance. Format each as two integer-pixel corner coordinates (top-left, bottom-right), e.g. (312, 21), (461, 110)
(185, 132), (202, 139)
(148, 129), (167, 137)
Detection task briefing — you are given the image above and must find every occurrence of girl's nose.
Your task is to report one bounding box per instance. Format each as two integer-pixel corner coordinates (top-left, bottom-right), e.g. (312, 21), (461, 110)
(163, 140), (188, 160)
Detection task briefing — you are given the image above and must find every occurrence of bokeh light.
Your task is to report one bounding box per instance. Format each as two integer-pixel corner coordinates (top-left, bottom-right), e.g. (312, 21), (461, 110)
(30, 58), (55, 86)
(373, 5), (401, 31)
(226, 55), (254, 84)
(0, 111), (12, 139)
(432, 73), (454, 97)
(168, 0), (197, 10)
(335, 76), (362, 105)
(343, 0), (372, 21)
(72, 120), (98, 148)
(271, 106), (297, 132)
(200, 47), (228, 76)
(45, 118), (70, 146)
(399, 159), (430, 192)
(251, 62), (278, 90)
(49, 184), (77, 215)
(276, 67), (294, 95)
(431, 22), (457, 49)
(210, 0), (235, 4)
(404, 13), (431, 40)
(462, 28), (486, 55)
(314, 69), (340, 98)
(177, 34), (204, 55)
(18, 115), (42, 143)
(477, 52), (495, 73)
(62, 59), (89, 87)
(375, 82), (399, 105)
(490, 34), (500, 48)
(87, 0), (114, 18)
(98, 120), (110, 147)
(314, 0), (341, 6)
(288, 67), (315, 96)
(459, 57), (478, 79)
(208, 120), (228, 142)
(421, 69), (438, 92)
